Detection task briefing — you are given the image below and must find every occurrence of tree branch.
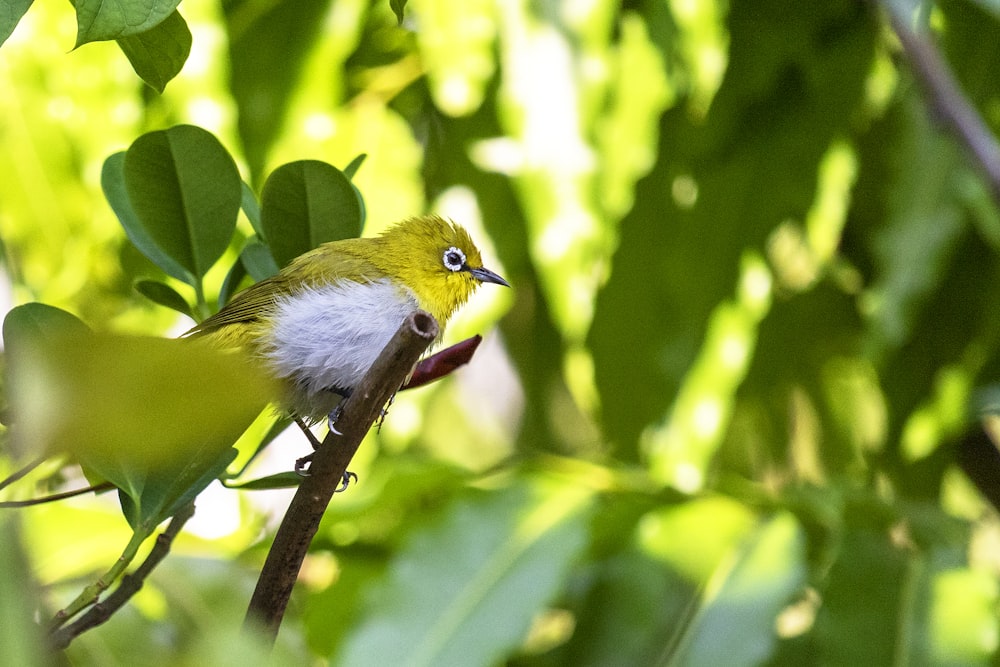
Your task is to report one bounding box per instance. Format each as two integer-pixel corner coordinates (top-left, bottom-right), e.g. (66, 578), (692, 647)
(243, 311), (439, 641)
(48, 502), (196, 650)
(879, 0), (1000, 200)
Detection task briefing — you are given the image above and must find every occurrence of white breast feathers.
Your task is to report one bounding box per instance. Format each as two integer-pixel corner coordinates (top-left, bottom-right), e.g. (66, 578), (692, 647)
(263, 278), (419, 417)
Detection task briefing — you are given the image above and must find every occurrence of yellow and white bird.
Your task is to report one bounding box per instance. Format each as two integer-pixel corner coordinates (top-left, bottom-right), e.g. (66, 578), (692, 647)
(186, 215), (509, 424)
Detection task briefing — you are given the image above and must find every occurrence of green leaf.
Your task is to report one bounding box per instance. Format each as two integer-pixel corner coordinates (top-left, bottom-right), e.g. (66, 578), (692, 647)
(218, 256), (248, 308)
(134, 279), (193, 318)
(74, 0), (181, 47)
(241, 180), (264, 238)
(812, 518), (913, 664)
(240, 236), (280, 282)
(671, 512), (807, 666)
(589, 3), (877, 457)
(116, 446), (238, 530)
(115, 10), (192, 93)
(0, 516), (46, 666)
(223, 0), (334, 181)
(102, 151), (194, 284)
(0, 0), (32, 47)
(6, 330), (274, 477)
(123, 125), (242, 281)
(342, 153), (367, 179)
(2, 303), (90, 345)
(260, 160), (364, 267)
(223, 471), (302, 490)
(390, 0), (407, 25)
(332, 479), (591, 666)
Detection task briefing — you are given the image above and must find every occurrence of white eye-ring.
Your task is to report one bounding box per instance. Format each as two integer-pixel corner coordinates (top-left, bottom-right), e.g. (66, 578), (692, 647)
(443, 246), (466, 272)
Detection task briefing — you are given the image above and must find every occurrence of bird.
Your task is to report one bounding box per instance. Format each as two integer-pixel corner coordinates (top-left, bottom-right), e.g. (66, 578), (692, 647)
(185, 215), (509, 429)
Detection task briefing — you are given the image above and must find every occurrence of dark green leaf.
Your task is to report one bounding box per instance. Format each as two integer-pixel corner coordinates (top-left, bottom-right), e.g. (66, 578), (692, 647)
(134, 279), (193, 318)
(223, 471), (302, 490)
(115, 10), (192, 93)
(118, 446), (238, 530)
(342, 153), (367, 179)
(74, 0), (181, 47)
(240, 236), (280, 282)
(260, 160), (364, 267)
(0, 0), (33, 47)
(218, 255), (248, 308)
(102, 151), (193, 284)
(123, 125), (242, 281)
(812, 520), (913, 664)
(390, 0), (407, 25)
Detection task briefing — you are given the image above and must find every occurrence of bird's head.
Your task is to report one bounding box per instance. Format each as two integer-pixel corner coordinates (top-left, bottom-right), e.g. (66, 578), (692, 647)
(376, 215), (509, 325)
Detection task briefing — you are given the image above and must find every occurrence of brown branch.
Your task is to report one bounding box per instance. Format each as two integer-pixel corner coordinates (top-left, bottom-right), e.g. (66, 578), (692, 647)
(243, 311), (439, 642)
(48, 502), (196, 650)
(879, 0), (1000, 201)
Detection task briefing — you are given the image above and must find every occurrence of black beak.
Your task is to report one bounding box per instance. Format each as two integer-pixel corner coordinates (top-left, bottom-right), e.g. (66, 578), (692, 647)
(467, 266), (510, 287)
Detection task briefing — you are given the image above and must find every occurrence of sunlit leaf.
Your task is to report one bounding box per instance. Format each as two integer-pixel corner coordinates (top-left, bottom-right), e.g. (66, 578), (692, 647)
(671, 513), (806, 666)
(6, 330), (274, 472)
(0, 517), (45, 666)
(74, 0), (181, 47)
(589, 3), (877, 457)
(331, 479), (591, 666)
(116, 10), (192, 93)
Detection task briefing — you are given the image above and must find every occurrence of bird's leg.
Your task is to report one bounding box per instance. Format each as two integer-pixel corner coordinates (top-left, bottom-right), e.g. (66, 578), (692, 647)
(292, 396), (357, 491)
(375, 392), (397, 433)
(294, 417), (323, 450)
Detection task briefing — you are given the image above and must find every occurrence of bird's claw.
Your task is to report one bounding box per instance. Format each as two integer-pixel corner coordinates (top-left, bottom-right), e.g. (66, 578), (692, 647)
(295, 453), (313, 476)
(336, 471), (358, 493)
(294, 454), (357, 492)
(327, 404), (344, 436)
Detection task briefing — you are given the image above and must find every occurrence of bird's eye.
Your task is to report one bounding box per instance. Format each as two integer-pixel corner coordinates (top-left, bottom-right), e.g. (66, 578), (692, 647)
(443, 246), (466, 272)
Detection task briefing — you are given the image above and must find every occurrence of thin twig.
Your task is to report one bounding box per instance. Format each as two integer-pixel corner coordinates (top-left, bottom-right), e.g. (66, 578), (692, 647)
(0, 482), (115, 508)
(879, 0), (1000, 200)
(48, 502), (197, 650)
(243, 311), (439, 642)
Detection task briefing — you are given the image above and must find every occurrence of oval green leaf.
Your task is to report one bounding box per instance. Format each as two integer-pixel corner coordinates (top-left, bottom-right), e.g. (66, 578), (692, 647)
(75, 0), (181, 47)
(134, 279), (193, 318)
(102, 151), (193, 284)
(260, 160), (364, 268)
(116, 10), (192, 93)
(123, 125), (242, 281)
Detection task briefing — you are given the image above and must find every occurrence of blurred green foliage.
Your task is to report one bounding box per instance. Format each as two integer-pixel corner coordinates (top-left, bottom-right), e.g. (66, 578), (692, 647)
(3, 0), (1000, 664)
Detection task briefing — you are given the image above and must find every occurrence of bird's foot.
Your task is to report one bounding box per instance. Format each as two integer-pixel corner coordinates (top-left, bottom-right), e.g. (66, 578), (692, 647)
(293, 454), (358, 492)
(375, 393), (396, 433)
(327, 404), (344, 436)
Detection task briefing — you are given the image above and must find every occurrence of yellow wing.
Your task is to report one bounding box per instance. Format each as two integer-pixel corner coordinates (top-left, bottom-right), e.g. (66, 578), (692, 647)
(184, 239), (384, 338)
